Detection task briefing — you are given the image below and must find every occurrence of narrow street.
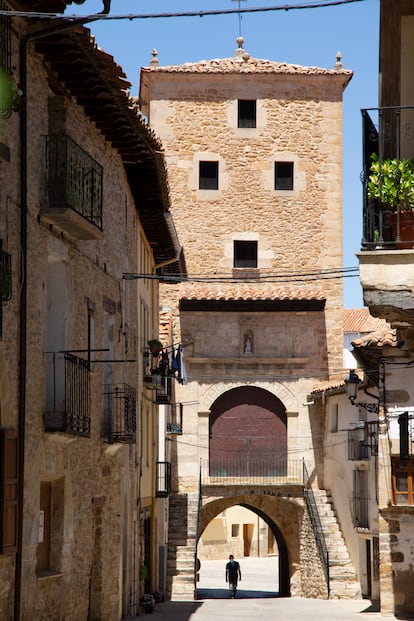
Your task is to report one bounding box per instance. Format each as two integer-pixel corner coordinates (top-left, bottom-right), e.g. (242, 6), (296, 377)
(132, 558), (402, 620)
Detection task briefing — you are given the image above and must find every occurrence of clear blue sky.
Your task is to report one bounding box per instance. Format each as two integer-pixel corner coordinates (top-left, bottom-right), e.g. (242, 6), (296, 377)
(68, 0), (380, 308)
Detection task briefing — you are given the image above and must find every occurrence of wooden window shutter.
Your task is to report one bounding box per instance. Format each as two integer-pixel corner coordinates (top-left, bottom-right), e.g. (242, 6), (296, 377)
(0, 428), (18, 553)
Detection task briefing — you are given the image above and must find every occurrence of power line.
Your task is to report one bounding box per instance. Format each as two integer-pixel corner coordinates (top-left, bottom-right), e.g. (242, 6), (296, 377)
(123, 265), (359, 284)
(1, 0), (368, 21)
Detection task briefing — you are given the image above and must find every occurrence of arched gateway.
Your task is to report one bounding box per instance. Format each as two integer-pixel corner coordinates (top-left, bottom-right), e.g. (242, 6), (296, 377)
(198, 495), (297, 596)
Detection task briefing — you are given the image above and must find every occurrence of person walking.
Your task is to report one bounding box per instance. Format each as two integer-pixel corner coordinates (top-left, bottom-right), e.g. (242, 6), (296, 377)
(225, 554), (241, 598)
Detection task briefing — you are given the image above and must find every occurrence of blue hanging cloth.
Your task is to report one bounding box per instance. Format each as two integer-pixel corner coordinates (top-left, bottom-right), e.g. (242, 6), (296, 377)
(172, 344), (187, 385)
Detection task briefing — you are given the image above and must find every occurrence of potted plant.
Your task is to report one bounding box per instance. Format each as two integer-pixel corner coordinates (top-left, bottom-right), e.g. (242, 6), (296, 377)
(367, 153), (414, 247)
(147, 339), (163, 356)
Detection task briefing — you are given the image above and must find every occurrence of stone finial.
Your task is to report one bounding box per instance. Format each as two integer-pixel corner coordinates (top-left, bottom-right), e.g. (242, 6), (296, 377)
(235, 36), (246, 58)
(150, 49), (159, 67)
(334, 50), (343, 69)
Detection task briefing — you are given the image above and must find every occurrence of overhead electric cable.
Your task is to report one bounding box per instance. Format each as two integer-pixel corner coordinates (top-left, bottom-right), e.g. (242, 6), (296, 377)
(0, 0), (369, 21)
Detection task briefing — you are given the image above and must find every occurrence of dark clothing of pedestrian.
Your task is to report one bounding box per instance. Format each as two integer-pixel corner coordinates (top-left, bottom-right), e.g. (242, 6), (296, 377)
(225, 555), (241, 598)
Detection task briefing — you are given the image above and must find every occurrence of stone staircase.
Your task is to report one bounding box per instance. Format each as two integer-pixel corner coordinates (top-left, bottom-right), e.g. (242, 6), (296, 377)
(312, 489), (362, 599)
(167, 492), (199, 601)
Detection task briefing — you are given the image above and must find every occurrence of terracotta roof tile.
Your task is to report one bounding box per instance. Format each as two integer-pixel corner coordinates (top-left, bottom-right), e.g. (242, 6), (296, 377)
(352, 329), (399, 349)
(179, 284), (325, 302)
(143, 56), (353, 81)
(343, 308), (388, 334)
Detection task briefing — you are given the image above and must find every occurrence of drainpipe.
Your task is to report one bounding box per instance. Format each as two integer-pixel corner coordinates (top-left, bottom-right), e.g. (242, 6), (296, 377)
(15, 16), (98, 620)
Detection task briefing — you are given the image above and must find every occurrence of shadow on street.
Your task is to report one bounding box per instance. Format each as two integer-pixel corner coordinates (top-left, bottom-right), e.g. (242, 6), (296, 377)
(197, 587), (279, 599)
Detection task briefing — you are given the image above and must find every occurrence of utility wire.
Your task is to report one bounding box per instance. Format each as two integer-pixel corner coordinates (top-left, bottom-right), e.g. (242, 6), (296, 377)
(1, 0), (368, 21)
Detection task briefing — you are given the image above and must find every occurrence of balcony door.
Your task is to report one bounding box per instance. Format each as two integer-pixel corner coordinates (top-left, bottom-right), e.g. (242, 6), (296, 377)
(209, 386), (287, 477)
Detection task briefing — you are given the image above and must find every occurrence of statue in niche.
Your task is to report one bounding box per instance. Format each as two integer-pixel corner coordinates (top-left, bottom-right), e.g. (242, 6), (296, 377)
(243, 335), (253, 354)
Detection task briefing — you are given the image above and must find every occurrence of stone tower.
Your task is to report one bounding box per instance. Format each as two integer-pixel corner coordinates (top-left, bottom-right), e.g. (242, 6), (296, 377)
(139, 40), (353, 598)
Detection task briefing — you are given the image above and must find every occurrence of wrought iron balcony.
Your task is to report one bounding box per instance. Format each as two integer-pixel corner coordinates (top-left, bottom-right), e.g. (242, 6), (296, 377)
(155, 461), (172, 497)
(361, 106), (414, 250)
(103, 383), (136, 444)
(143, 348), (173, 404)
(44, 351), (91, 437)
(201, 458), (304, 485)
(41, 135), (104, 240)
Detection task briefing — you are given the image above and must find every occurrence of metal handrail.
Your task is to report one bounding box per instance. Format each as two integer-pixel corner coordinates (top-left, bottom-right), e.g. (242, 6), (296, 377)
(303, 460), (330, 598)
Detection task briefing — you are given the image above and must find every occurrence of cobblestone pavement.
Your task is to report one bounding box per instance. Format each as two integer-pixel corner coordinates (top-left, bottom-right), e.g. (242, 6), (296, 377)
(131, 557), (407, 620)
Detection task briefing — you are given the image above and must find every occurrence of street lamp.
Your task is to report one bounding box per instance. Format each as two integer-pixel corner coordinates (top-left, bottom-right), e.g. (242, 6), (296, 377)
(344, 369), (360, 405)
(344, 369), (379, 414)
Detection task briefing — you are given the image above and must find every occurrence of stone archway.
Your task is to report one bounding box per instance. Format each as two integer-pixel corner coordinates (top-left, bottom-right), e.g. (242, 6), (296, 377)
(198, 493), (304, 597)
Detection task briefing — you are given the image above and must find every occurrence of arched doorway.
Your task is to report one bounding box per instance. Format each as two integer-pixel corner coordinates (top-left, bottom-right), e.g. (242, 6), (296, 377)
(197, 500), (291, 597)
(209, 386), (287, 477)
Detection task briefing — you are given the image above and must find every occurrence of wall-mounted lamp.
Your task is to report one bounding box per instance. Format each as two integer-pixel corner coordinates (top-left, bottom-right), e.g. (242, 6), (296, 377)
(344, 369), (379, 414)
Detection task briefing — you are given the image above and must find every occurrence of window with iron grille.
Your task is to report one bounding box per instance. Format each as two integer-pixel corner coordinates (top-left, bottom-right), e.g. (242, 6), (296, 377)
(274, 161), (294, 190)
(155, 461), (171, 497)
(238, 100), (256, 128)
(199, 161), (219, 190)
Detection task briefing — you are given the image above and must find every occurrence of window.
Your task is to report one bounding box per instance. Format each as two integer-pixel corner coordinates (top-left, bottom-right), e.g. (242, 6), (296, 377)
(231, 523), (239, 538)
(392, 458), (414, 505)
(199, 161), (219, 190)
(233, 240), (257, 268)
(353, 469), (369, 528)
(238, 100), (256, 128)
(275, 162), (294, 190)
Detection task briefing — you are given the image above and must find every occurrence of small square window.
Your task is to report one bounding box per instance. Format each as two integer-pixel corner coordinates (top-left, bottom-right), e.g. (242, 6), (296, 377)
(238, 100), (256, 128)
(234, 240), (257, 268)
(199, 161), (219, 190)
(275, 162), (294, 190)
(231, 524), (239, 538)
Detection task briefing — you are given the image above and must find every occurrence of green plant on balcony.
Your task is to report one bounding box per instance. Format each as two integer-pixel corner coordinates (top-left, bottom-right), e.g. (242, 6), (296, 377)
(368, 153), (414, 247)
(367, 153), (414, 210)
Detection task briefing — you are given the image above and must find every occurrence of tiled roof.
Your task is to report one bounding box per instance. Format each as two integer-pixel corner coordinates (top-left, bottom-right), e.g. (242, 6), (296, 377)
(144, 57), (352, 77)
(142, 39), (352, 84)
(352, 329), (399, 350)
(179, 284), (325, 302)
(343, 308), (388, 334)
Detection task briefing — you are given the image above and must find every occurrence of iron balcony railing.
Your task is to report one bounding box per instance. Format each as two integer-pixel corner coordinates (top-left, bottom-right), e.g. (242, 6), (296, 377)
(46, 134), (103, 230)
(155, 461), (172, 498)
(44, 351), (91, 436)
(361, 106), (414, 250)
(103, 383), (136, 444)
(201, 458), (304, 485)
(303, 461), (330, 598)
